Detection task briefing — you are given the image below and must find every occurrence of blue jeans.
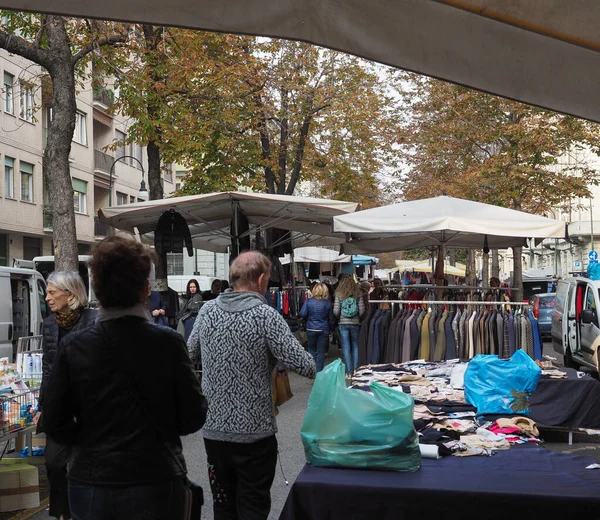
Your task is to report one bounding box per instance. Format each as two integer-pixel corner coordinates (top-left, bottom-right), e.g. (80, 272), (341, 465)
(307, 329), (329, 372)
(338, 324), (360, 374)
(68, 479), (186, 519)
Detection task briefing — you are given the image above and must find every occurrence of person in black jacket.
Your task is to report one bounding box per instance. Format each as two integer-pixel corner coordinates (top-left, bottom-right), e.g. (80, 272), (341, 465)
(37, 270), (97, 520)
(44, 235), (207, 520)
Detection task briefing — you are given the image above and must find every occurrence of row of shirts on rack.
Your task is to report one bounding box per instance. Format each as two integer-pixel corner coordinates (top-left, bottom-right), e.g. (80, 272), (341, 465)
(268, 289), (309, 316)
(358, 304), (542, 366)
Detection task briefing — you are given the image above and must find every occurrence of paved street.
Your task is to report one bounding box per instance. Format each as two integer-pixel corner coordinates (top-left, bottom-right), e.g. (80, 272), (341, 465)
(24, 342), (600, 519)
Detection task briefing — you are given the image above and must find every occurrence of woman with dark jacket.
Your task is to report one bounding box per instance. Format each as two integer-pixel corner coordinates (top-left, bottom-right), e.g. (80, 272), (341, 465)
(43, 236), (207, 520)
(147, 290), (168, 326)
(178, 279), (203, 341)
(37, 271), (97, 520)
(298, 283), (334, 372)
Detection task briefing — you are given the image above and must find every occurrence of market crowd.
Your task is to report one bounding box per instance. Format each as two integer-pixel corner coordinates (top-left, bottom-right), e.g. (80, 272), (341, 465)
(38, 236), (316, 520)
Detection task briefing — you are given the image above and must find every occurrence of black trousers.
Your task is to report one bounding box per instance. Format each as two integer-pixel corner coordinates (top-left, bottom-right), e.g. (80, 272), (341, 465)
(204, 435), (277, 520)
(46, 436), (72, 519)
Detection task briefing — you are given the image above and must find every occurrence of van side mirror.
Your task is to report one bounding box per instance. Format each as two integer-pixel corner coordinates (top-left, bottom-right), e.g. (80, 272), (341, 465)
(582, 309), (595, 324)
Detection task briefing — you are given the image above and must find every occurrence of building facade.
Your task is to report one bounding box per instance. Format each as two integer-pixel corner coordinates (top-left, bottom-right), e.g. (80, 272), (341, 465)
(0, 51), (175, 266)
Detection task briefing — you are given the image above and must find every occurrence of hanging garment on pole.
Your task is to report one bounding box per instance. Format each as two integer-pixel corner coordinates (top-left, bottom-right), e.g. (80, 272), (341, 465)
(420, 311), (432, 361)
(434, 310), (448, 361)
(445, 311), (457, 360)
(154, 209), (193, 256)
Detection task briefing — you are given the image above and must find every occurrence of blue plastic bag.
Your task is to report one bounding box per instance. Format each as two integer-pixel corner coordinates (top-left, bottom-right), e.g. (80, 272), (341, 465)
(588, 261), (600, 280)
(301, 359), (421, 472)
(464, 350), (541, 415)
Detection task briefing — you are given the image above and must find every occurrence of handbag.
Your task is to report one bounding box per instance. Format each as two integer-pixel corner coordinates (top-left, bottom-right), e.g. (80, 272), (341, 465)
(103, 325), (204, 519)
(272, 362), (293, 416)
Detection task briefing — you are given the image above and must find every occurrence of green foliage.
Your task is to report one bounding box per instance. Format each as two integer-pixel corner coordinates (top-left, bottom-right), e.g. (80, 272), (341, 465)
(392, 73), (600, 213)
(115, 32), (398, 205)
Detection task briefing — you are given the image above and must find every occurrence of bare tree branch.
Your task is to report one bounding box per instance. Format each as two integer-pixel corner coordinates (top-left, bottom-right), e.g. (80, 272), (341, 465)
(34, 15), (48, 47)
(0, 28), (49, 67)
(72, 28), (130, 64)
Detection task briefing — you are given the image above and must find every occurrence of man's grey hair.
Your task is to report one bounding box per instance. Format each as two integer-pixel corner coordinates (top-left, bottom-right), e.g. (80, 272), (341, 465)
(229, 251), (271, 290)
(47, 271), (88, 310)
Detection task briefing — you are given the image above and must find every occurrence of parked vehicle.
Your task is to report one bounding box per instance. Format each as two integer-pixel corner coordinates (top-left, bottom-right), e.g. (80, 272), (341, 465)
(529, 293), (555, 338)
(0, 267), (48, 361)
(522, 277), (556, 302)
(551, 277), (600, 372)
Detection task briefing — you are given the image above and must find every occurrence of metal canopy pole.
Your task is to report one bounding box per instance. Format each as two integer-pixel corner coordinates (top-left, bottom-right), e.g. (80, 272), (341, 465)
(290, 248), (297, 316)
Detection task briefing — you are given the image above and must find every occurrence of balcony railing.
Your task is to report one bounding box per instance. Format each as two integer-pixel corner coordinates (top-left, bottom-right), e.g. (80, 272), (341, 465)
(93, 87), (115, 109)
(94, 149), (114, 174)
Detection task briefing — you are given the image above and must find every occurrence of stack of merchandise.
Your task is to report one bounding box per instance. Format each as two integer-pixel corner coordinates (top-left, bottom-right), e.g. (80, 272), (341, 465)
(351, 360), (542, 458)
(0, 358), (38, 434)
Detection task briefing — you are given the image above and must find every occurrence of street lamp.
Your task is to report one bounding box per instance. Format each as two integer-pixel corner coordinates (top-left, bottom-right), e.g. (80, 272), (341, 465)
(108, 155), (149, 206)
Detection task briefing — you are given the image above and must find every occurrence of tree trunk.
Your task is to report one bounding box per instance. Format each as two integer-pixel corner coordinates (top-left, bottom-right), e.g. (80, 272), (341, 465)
(448, 249), (456, 267)
(491, 249), (500, 278)
(146, 139), (163, 200)
(465, 249), (477, 286)
(143, 26), (169, 291)
(482, 252), (489, 287)
(512, 246), (523, 302)
(146, 138), (168, 290)
(45, 23), (78, 271)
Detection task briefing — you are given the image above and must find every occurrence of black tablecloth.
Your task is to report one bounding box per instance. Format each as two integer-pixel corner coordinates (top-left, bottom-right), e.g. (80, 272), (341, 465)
(530, 368), (600, 429)
(279, 448), (600, 520)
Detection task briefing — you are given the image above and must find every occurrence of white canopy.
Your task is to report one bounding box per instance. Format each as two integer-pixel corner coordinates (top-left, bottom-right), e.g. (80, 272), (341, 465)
(98, 191), (358, 253)
(280, 247), (352, 265)
(394, 260), (466, 277)
(333, 196), (568, 254)
(5, 1), (600, 122)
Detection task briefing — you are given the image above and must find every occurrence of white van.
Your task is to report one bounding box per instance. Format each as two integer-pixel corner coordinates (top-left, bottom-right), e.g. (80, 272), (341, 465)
(0, 267), (48, 361)
(551, 277), (600, 372)
(32, 255), (95, 303)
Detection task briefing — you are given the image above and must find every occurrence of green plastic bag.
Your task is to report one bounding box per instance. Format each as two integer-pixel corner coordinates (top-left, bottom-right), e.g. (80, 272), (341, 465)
(301, 360), (421, 472)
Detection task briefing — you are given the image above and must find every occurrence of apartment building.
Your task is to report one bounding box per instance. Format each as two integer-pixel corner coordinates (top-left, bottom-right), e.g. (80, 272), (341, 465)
(0, 51), (175, 266)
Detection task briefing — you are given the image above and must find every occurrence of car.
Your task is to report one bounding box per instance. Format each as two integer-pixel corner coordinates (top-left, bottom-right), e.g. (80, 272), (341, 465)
(530, 292), (555, 338)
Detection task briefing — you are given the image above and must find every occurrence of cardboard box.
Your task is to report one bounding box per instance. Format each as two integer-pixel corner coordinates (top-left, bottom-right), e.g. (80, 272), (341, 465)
(0, 463), (39, 512)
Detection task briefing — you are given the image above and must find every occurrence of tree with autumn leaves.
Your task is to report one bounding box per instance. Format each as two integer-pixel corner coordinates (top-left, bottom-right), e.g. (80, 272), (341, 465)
(392, 73), (600, 298)
(116, 33), (398, 208)
(0, 14), (129, 270)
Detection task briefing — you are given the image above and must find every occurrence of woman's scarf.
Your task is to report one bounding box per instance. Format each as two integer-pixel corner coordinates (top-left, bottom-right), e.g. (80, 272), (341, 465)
(54, 307), (82, 330)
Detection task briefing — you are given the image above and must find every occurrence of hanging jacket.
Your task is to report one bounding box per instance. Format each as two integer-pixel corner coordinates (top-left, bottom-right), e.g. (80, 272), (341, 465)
(154, 209), (193, 256)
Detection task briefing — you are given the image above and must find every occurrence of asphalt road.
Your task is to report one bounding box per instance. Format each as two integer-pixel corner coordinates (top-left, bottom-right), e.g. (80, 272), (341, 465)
(24, 341), (600, 519)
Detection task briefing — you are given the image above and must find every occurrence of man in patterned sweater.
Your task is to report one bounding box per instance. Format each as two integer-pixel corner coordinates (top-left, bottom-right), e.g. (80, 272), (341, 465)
(187, 251), (316, 520)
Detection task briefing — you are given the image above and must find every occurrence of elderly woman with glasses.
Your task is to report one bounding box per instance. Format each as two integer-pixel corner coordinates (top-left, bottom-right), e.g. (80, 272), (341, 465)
(37, 271), (97, 520)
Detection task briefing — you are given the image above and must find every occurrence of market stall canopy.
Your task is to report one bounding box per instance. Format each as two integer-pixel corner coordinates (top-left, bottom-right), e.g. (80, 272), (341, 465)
(393, 260), (466, 277)
(98, 191), (359, 254)
(280, 247), (352, 265)
(333, 196), (568, 254)
(5, 1), (600, 122)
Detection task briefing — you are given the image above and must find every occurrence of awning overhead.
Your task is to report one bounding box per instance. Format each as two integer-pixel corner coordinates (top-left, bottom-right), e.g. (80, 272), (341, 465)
(393, 260), (466, 277)
(4, 1), (600, 122)
(280, 247), (352, 265)
(98, 191), (358, 253)
(333, 196), (568, 254)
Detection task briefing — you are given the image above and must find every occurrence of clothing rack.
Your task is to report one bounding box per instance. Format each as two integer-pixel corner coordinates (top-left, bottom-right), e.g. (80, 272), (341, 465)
(384, 284), (512, 291)
(369, 300), (527, 306)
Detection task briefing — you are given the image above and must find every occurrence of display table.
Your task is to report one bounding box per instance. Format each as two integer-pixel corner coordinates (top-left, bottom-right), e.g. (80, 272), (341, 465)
(279, 447), (600, 520)
(530, 368), (600, 430)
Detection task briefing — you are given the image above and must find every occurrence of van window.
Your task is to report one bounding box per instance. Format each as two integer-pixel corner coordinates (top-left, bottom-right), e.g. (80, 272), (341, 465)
(11, 278), (31, 341)
(584, 286), (599, 328)
(555, 281), (569, 314)
(38, 280), (48, 319)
